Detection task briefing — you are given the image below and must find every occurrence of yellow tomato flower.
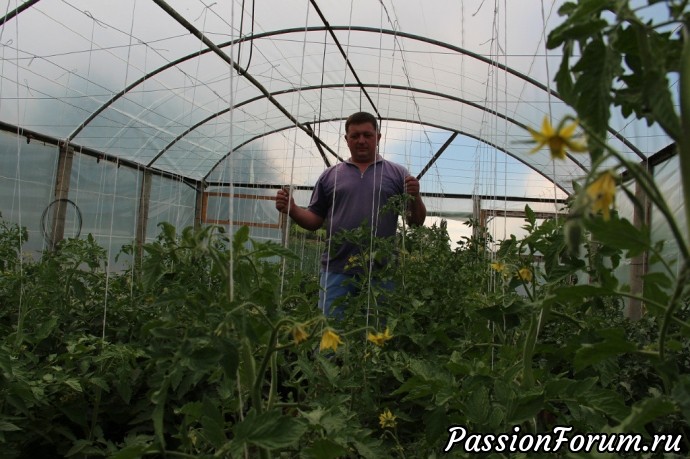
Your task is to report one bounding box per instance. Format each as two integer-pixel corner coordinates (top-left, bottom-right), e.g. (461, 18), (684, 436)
(518, 267), (533, 282)
(319, 328), (343, 352)
(491, 261), (511, 278)
(291, 324), (309, 345)
(527, 116), (587, 160)
(586, 170), (617, 221)
(378, 408), (397, 429)
(490, 261), (504, 272)
(347, 255), (360, 267)
(367, 328), (393, 347)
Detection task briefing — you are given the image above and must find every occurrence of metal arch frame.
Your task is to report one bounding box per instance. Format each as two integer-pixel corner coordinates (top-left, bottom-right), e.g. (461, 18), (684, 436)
(52, 22), (643, 163)
(0, 0), (41, 26)
(203, 116), (573, 196)
(0, 119), (200, 189)
(147, 92), (345, 167)
(172, 83), (582, 160)
(194, 82), (586, 187)
(3, 6), (645, 174)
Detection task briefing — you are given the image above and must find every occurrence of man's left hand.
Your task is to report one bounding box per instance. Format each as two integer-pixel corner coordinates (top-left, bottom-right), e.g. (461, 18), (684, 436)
(404, 175), (420, 197)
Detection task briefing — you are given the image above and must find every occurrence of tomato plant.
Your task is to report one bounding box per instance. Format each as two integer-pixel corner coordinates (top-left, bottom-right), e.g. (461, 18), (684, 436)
(2, 2), (690, 458)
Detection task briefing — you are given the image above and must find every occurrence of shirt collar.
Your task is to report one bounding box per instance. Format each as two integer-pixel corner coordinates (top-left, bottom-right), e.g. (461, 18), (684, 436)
(345, 153), (383, 165)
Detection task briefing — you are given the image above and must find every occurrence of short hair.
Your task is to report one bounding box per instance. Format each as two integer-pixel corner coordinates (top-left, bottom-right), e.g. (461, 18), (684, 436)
(345, 112), (378, 134)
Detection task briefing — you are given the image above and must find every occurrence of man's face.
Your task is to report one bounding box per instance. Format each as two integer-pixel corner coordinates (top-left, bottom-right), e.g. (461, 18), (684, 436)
(345, 122), (380, 164)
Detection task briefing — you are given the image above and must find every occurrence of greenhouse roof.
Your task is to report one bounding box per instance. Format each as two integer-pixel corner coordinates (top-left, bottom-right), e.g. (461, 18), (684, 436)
(0, 0), (675, 201)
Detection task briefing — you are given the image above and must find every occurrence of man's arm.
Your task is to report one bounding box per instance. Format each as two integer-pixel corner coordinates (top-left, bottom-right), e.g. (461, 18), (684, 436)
(404, 175), (426, 226)
(275, 188), (324, 231)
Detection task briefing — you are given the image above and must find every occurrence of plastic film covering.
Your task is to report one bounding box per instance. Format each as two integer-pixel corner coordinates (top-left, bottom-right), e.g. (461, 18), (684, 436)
(651, 156), (686, 277)
(0, 131), (58, 254)
(0, 0), (673, 193)
(0, 0), (680, 262)
(146, 175), (197, 241)
(68, 153), (140, 269)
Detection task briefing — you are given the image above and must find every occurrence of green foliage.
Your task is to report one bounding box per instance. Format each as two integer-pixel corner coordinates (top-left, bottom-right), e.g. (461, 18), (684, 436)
(3, 3), (690, 455)
(531, 1), (690, 457)
(1, 204), (689, 457)
(548, 0), (687, 150)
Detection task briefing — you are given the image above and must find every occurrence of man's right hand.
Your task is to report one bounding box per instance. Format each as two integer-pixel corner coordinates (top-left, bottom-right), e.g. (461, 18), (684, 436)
(275, 187), (324, 231)
(275, 187), (293, 215)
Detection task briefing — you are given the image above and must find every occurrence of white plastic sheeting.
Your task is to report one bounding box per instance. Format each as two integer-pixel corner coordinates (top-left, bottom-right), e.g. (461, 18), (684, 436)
(0, 1), (673, 193)
(0, 0), (680, 259)
(0, 131), (58, 252)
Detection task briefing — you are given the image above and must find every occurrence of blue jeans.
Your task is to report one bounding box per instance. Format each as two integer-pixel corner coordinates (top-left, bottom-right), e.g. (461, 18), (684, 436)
(318, 271), (394, 321)
(319, 272), (357, 320)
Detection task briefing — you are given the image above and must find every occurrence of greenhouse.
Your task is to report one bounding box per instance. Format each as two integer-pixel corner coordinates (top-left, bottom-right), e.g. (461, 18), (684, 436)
(1, 0), (689, 457)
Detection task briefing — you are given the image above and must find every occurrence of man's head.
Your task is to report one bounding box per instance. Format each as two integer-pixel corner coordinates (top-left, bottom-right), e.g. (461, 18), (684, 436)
(345, 111), (378, 134)
(344, 111), (381, 165)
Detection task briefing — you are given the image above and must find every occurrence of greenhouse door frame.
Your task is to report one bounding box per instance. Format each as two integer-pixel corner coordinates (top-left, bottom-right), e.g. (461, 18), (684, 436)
(200, 191), (286, 230)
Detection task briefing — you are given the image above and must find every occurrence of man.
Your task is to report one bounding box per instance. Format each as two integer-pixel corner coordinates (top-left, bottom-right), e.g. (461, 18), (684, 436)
(276, 111), (426, 318)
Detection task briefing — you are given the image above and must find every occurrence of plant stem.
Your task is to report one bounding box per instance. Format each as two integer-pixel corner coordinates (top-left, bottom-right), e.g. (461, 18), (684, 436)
(383, 429), (407, 459)
(588, 133), (690, 261)
(266, 353), (278, 411)
(144, 451), (200, 458)
(14, 289), (25, 347)
(521, 311), (538, 388)
(612, 290), (690, 332)
(241, 338), (259, 412)
(608, 32), (690, 363)
(659, 262), (690, 360)
(678, 26), (690, 247)
(252, 319), (291, 413)
(548, 309), (585, 328)
(341, 325), (376, 337)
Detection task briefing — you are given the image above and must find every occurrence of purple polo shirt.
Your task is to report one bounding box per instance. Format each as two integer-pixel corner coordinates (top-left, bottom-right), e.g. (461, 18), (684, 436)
(308, 155), (408, 273)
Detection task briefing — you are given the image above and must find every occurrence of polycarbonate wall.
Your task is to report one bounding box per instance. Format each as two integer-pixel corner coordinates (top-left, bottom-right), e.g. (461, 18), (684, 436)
(68, 153), (140, 269)
(204, 185), (282, 243)
(1, 120), (686, 279)
(0, 129), (196, 269)
(0, 131), (58, 254)
(0, 1), (673, 200)
(651, 155), (686, 276)
(147, 175), (197, 240)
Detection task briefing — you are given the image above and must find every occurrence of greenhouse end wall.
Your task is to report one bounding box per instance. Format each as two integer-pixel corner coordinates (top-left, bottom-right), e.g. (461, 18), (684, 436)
(1, 130), (198, 269)
(2, 126), (687, 285)
(0, 131), (58, 256)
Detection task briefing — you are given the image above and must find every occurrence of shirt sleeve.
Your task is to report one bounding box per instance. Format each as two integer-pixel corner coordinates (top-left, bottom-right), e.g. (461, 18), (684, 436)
(307, 170), (330, 218)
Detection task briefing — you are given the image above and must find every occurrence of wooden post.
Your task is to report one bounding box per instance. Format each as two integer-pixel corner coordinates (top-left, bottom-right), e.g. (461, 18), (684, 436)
(194, 182), (206, 231)
(473, 195), (482, 240)
(626, 177), (651, 320)
(135, 170), (152, 264)
(279, 193), (288, 246)
(50, 143), (74, 251)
